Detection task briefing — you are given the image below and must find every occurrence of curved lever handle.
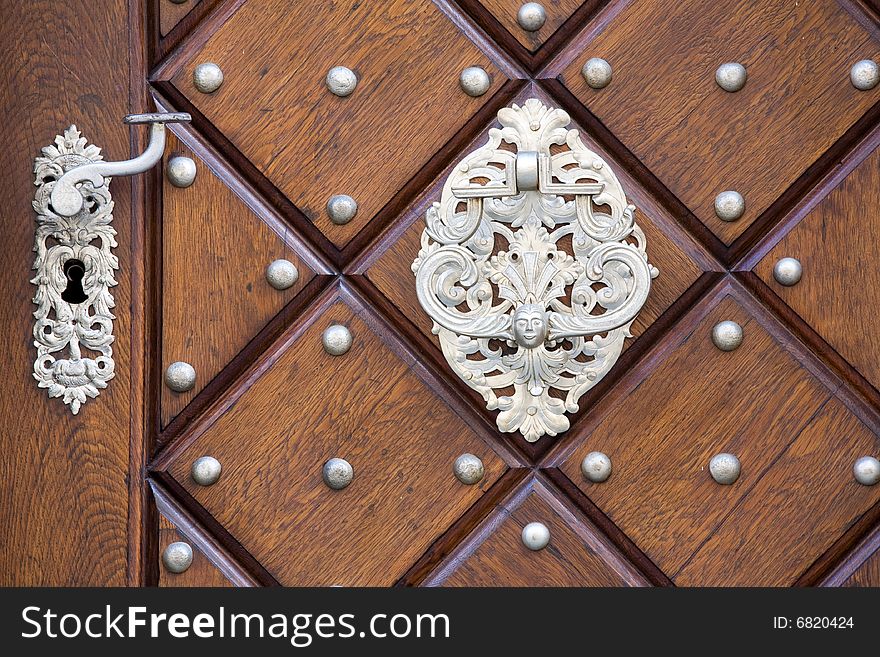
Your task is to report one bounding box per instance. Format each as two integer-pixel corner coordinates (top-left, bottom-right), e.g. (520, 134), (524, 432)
(50, 112), (191, 217)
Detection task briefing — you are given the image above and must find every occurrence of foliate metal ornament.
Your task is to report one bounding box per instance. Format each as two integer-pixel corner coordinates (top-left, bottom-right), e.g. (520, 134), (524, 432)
(521, 522), (550, 550)
(412, 99), (658, 442)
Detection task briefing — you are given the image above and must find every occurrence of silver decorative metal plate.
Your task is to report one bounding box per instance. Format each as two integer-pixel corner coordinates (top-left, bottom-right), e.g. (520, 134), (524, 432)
(32, 126), (118, 414)
(412, 99), (658, 442)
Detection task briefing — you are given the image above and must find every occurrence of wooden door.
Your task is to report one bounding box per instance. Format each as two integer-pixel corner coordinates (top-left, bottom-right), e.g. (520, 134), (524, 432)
(3, 0), (880, 588)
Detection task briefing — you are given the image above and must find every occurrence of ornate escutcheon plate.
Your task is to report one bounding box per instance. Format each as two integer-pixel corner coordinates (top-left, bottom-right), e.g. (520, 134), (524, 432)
(412, 99), (658, 442)
(31, 126), (118, 414)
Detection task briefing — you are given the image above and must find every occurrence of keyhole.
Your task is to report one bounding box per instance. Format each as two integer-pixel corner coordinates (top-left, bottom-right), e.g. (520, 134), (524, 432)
(61, 259), (88, 304)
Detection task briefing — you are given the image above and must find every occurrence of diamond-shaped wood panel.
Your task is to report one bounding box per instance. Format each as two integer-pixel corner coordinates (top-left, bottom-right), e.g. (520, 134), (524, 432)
(424, 477), (648, 586)
(755, 141), (880, 392)
(162, 289), (509, 585)
(558, 289), (880, 585)
(161, 131), (324, 427)
(164, 0), (513, 248)
(553, 0), (880, 244)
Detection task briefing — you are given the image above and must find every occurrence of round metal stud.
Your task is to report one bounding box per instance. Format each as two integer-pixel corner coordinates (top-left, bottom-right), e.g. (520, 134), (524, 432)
(709, 453), (741, 485)
(582, 57), (613, 89)
(853, 456), (880, 486)
(166, 156), (197, 188)
(164, 361), (196, 393)
(714, 190), (745, 222)
(580, 451), (612, 483)
(715, 62), (747, 92)
(452, 453), (484, 485)
(773, 257), (803, 287)
(850, 59), (879, 91)
(326, 194), (358, 225)
(162, 542), (193, 574)
(191, 456), (222, 487)
(711, 320), (743, 352)
(517, 3), (547, 32)
(459, 66), (492, 97)
(322, 324), (353, 356)
(521, 522), (550, 551)
(265, 259), (299, 290)
(322, 457), (354, 490)
(326, 66), (357, 97)
(193, 62), (223, 94)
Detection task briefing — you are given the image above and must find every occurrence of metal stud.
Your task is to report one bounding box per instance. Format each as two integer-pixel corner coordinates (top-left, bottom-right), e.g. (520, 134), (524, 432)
(521, 521), (550, 551)
(517, 3), (547, 32)
(709, 453), (741, 485)
(326, 194), (358, 225)
(265, 259), (299, 290)
(459, 66), (492, 97)
(322, 457), (353, 490)
(714, 190), (745, 222)
(322, 324), (352, 356)
(773, 257), (803, 287)
(166, 156), (197, 188)
(582, 57), (612, 89)
(452, 453), (484, 485)
(853, 456), (880, 486)
(162, 542), (193, 574)
(191, 456), (222, 486)
(715, 62), (747, 92)
(164, 361), (196, 392)
(193, 62), (223, 94)
(581, 451), (612, 483)
(326, 66), (357, 97)
(850, 59), (879, 91)
(711, 320), (743, 352)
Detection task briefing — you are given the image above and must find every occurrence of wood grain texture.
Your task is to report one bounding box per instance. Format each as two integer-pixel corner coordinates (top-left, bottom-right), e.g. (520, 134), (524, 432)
(478, 0), (585, 52)
(676, 396), (880, 586)
(560, 293), (880, 584)
(555, 0), (880, 244)
(160, 0), (201, 36)
(755, 144), (880, 393)
(0, 0), (132, 585)
(426, 477), (648, 586)
(158, 515), (232, 587)
(166, 0), (510, 248)
(161, 132), (316, 427)
(164, 294), (508, 585)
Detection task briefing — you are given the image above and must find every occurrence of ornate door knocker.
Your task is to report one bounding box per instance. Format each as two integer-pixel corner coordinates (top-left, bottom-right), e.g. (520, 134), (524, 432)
(412, 99), (658, 442)
(32, 112), (189, 414)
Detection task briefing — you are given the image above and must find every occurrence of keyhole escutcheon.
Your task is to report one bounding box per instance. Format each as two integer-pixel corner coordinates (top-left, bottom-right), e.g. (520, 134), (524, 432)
(61, 259), (88, 304)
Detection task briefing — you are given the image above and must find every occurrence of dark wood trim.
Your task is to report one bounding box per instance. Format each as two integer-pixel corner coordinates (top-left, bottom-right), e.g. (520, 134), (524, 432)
(819, 519), (880, 587)
(149, 476), (275, 586)
(151, 0), (243, 73)
(400, 467), (530, 585)
(542, 468), (673, 586)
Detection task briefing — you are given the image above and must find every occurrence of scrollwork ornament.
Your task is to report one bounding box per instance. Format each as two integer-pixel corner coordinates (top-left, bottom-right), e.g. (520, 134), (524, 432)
(31, 126), (117, 414)
(412, 99), (658, 442)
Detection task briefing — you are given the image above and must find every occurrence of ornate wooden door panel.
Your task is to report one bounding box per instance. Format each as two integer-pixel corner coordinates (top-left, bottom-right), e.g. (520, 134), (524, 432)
(3, 0), (880, 588)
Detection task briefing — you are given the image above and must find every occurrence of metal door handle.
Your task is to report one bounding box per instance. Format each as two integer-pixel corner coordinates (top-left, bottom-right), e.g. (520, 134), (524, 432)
(32, 112), (190, 414)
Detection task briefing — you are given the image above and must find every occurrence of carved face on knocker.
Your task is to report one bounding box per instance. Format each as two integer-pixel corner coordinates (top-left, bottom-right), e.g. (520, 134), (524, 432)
(512, 303), (549, 349)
